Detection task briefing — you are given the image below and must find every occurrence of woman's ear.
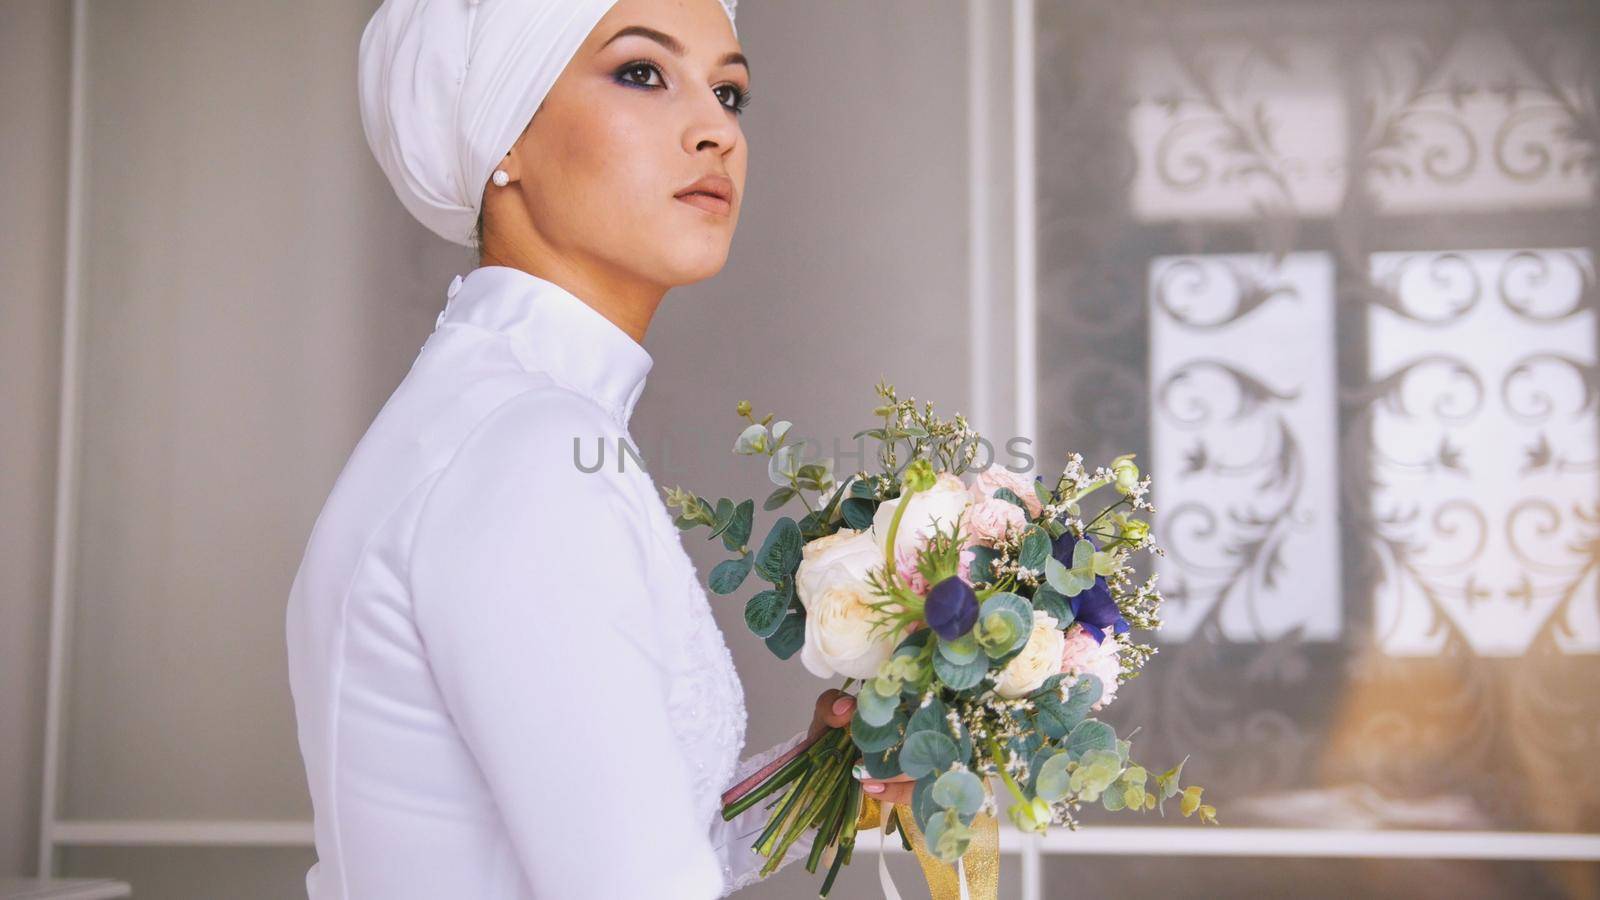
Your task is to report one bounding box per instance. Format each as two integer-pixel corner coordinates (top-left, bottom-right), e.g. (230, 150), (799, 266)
(492, 153), (522, 187)
(497, 140), (527, 185)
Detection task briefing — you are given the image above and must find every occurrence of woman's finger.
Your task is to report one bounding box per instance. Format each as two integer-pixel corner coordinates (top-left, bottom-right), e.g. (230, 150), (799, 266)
(811, 689), (855, 733)
(860, 778), (915, 805)
(822, 691), (855, 727)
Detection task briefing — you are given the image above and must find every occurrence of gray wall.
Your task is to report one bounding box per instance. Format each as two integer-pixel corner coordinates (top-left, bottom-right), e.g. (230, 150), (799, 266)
(1, 0), (72, 877)
(0, 0), (984, 896)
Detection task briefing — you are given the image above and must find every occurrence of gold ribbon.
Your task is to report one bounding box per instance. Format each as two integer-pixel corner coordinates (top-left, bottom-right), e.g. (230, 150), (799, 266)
(854, 794), (1000, 900)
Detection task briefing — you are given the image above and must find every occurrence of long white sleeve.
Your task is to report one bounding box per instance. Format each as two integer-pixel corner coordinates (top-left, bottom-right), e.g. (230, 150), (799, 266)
(709, 727), (819, 895)
(409, 386), (725, 899)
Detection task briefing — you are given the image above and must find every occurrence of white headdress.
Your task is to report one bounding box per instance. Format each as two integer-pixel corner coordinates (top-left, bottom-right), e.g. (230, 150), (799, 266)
(359, 0), (738, 247)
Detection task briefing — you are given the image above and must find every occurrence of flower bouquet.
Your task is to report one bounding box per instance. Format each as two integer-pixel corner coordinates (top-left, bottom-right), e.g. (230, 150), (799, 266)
(665, 381), (1216, 898)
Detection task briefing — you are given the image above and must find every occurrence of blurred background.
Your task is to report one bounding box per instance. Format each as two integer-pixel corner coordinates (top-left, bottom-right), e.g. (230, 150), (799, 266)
(2, 0), (1597, 897)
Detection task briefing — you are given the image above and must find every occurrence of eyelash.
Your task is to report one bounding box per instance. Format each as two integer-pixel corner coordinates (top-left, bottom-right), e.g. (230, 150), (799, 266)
(615, 60), (752, 116)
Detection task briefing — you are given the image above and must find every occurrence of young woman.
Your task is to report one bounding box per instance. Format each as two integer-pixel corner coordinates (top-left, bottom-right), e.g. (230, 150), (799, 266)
(286, 0), (909, 897)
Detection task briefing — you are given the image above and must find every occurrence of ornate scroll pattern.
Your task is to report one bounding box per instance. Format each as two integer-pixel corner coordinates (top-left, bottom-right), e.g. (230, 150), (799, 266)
(1359, 22), (1598, 211)
(1364, 248), (1598, 657)
(1033, 0), (1600, 841)
(1148, 253), (1343, 644)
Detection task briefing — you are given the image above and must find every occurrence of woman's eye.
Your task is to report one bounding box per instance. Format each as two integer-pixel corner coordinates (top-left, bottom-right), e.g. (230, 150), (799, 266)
(617, 61), (663, 88)
(716, 84), (752, 115)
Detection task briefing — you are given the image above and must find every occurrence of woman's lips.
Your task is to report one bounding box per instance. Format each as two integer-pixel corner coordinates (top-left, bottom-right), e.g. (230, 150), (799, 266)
(676, 191), (732, 216)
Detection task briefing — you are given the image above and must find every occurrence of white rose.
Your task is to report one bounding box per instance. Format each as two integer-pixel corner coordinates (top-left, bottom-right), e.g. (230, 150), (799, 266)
(965, 496), (1028, 547)
(969, 467), (1043, 518)
(993, 610), (1066, 698)
(799, 575), (899, 679)
(795, 528), (882, 606)
(795, 529), (898, 679)
(868, 472), (974, 559)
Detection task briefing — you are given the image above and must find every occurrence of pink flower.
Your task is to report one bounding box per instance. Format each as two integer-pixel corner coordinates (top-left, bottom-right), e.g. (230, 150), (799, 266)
(895, 545), (977, 597)
(964, 497), (1028, 548)
(1058, 623), (1122, 709)
(896, 544), (931, 595)
(969, 467), (1043, 519)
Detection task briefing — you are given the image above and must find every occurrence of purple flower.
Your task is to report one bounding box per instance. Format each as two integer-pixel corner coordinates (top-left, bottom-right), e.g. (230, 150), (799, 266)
(1048, 532), (1130, 643)
(924, 576), (979, 640)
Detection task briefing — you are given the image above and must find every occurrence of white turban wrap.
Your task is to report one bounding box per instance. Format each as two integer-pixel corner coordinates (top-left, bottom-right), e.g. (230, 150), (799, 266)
(359, 0), (738, 247)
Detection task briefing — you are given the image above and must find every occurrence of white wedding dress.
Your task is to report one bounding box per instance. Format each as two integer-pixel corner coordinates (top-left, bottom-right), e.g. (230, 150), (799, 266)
(285, 265), (816, 898)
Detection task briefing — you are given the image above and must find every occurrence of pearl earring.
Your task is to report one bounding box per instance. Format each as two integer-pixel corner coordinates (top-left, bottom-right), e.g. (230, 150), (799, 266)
(492, 169), (510, 187)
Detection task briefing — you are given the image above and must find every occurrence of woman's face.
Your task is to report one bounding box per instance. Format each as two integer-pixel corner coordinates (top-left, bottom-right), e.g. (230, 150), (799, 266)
(495, 0), (750, 289)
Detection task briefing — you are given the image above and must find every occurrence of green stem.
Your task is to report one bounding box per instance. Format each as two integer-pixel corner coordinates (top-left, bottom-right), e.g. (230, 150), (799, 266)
(764, 735), (855, 875)
(805, 778), (851, 873)
(754, 730), (846, 857)
(881, 481), (922, 585)
(753, 771), (811, 855)
(986, 737), (1029, 807)
(1082, 496), (1130, 534)
(721, 749), (811, 820)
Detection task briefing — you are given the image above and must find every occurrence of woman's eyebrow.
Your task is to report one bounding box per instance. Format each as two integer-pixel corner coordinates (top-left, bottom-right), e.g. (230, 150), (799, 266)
(600, 24), (751, 74)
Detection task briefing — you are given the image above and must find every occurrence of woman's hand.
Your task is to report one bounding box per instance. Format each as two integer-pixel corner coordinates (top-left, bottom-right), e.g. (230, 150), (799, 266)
(809, 689), (917, 806)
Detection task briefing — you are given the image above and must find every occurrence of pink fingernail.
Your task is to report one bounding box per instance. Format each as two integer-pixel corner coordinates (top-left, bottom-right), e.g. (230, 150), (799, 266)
(864, 783), (885, 794)
(833, 697), (851, 715)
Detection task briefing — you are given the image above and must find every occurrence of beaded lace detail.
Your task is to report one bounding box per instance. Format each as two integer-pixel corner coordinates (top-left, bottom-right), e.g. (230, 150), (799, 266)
(628, 455), (815, 895)
(629, 460), (747, 820)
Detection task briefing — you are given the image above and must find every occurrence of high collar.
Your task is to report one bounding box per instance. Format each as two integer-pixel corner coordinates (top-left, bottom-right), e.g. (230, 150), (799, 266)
(439, 266), (654, 429)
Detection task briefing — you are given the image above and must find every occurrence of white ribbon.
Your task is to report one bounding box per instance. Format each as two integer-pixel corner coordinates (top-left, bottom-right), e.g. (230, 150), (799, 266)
(876, 803), (973, 900)
(878, 800), (903, 900)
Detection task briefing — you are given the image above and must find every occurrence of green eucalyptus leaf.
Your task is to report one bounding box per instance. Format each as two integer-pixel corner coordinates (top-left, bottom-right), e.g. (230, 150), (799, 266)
(931, 650), (987, 691)
(992, 487), (1028, 512)
(721, 499), (754, 551)
(899, 731), (960, 780)
(763, 610), (805, 659)
(1034, 751), (1073, 802)
(1019, 526), (1050, 570)
(734, 423), (768, 454)
(1061, 674), (1103, 724)
(936, 633), (981, 665)
(1102, 787), (1127, 811)
(905, 696), (948, 735)
(1032, 478), (1053, 508)
(743, 588), (787, 637)
(840, 498), (876, 530)
(975, 609), (1026, 658)
(1066, 719), (1117, 758)
(911, 776), (941, 833)
(851, 706), (907, 754)
(978, 593), (1033, 654)
(923, 809), (972, 863)
(1044, 554), (1074, 595)
(905, 697), (973, 763)
(710, 556), (753, 595)
(763, 486), (796, 511)
(796, 463), (829, 483)
(707, 498), (735, 539)
(862, 745), (903, 779)
(931, 769), (985, 816)
(768, 444), (803, 486)
(967, 546), (999, 585)
(1033, 583), (1072, 625)
(857, 682), (901, 727)
(754, 517), (803, 581)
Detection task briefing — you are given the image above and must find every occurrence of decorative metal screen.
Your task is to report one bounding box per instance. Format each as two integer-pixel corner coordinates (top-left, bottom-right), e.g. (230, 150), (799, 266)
(1032, 0), (1598, 895)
